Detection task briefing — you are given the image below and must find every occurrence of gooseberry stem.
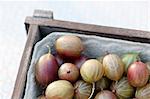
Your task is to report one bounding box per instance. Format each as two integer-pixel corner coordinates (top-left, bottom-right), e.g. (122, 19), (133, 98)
(100, 87), (103, 91)
(88, 82), (95, 99)
(105, 51), (109, 55)
(46, 45), (51, 54)
(115, 81), (118, 85)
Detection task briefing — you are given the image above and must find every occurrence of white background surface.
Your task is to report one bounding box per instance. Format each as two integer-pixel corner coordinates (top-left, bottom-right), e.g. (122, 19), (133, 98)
(0, 1), (149, 99)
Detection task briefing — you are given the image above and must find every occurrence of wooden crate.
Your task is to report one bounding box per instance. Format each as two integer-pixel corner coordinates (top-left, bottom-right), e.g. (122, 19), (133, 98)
(12, 9), (150, 99)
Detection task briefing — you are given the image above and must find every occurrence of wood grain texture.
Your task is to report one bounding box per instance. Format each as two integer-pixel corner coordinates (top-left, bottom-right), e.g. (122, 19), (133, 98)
(25, 17), (150, 39)
(12, 25), (40, 99)
(33, 9), (53, 19)
(12, 9), (53, 99)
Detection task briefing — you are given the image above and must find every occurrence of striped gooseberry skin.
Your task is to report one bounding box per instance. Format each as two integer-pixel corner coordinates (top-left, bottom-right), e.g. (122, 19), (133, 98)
(110, 77), (134, 99)
(74, 80), (92, 99)
(73, 55), (88, 69)
(135, 83), (150, 99)
(103, 54), (124, 81)
(94, 90), (117, 99)
(58, 63), (79, 82)
(46, 80), (74, 99)
(127, 61), (149, 87)
(55, 35), (84, 58)
(80, 59), (104, 83)
(35, 53), (59, 87)
(122, 52), (140, 74)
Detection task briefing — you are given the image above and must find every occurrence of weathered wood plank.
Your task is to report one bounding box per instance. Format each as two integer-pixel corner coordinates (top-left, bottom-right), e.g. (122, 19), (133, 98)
(12, 25), (40, 99)
(25, 17), (150, 39)
(33, 9), (53, 19)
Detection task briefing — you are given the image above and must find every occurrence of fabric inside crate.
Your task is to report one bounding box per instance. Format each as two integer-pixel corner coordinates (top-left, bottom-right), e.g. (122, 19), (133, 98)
(24, 32), (150, 99)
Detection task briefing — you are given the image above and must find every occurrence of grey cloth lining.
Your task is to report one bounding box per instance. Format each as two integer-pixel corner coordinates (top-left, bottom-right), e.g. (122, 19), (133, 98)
(24, 32), (150, 99)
